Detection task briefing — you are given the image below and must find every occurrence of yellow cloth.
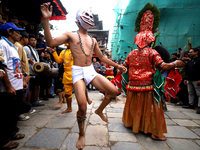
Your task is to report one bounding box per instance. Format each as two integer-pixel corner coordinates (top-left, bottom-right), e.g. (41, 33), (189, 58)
(15, 42), (29, 75)
(52, 49), (73, 84)
(64, 84), (73, 98)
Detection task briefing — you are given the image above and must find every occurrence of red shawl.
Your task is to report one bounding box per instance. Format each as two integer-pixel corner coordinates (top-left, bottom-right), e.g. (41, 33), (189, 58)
(164, 69), (182, 102)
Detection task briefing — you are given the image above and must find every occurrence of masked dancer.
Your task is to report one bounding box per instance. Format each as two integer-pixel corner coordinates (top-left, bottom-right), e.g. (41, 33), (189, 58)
(41, 3), (127, 149)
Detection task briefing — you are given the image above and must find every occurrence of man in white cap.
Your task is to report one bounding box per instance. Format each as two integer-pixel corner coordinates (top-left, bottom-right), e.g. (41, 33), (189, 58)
(41, 2), (127, 149)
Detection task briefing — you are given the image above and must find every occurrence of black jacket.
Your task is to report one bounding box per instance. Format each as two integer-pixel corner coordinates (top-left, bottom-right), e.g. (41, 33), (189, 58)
(186, 57), (200, 81)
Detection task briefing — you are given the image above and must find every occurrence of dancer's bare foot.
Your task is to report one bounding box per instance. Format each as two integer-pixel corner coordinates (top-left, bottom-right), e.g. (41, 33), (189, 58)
(151, 134), (167, 141)
(53, 103), (63, 108)
(87, 98), (93, 105)
(95, 109), (108, 122)
(61, 108), (72, 114)
(76, 135), (85, 150)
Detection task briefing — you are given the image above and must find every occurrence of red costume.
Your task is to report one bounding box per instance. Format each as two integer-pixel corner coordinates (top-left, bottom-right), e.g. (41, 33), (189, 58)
(123, 47), (167, 138)
(122, 2), (167, 138)
(126, 47), (164, 88)
(99, 64), (115, 96)
(104, 64), (114, 79)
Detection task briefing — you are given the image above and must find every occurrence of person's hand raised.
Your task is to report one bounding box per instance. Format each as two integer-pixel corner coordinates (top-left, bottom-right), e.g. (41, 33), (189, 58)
(40, 2), (53, 19)
(49, 47), (56, 53)
(175, 60), (183, 68)
(118, 65), (127, 73)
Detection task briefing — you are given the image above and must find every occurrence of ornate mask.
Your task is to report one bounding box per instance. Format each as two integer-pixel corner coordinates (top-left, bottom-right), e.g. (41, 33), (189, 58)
(76, 9), (94, 30)
(134, 10), (155, 49)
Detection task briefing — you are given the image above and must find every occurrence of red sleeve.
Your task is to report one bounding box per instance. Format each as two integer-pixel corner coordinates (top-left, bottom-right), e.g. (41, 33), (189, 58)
(125, 51), (132, 65)
(151, 49), (164, 67)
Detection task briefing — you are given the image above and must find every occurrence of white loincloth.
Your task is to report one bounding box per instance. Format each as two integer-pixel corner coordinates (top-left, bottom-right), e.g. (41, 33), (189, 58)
(72, 64), (98, 85)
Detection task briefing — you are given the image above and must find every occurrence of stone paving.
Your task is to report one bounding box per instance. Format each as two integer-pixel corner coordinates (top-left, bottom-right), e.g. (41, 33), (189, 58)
(15, 91), (200, 150)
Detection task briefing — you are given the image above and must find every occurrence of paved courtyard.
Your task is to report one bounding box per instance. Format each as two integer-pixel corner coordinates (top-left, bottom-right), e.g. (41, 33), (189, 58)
(15, 91), (200, 150)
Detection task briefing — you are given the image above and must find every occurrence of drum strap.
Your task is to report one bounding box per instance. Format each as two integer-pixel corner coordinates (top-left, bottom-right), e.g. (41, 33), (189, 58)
(27, 45), (38, 62)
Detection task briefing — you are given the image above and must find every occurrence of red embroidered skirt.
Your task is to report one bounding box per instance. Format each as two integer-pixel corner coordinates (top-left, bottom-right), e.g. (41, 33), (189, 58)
(122, 90), (167, 138)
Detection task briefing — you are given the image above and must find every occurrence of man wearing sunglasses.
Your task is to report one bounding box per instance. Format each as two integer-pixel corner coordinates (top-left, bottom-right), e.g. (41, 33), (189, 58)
(183, 48), (200, 114)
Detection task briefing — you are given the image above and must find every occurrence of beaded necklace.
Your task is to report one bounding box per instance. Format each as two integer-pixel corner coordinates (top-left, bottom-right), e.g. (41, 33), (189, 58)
(77, 31), (94, 57)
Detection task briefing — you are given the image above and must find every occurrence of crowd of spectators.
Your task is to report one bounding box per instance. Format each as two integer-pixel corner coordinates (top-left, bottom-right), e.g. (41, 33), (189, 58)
(165, 46), (200, 114)
(0, 15), (62, 149)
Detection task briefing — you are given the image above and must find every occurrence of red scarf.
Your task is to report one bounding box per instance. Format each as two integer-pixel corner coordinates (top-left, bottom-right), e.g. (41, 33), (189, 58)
(164, 69), (182, 102)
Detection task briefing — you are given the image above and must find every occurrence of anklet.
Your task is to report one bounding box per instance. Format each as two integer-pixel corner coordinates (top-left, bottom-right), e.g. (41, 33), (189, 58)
(77, 115), (86, 128)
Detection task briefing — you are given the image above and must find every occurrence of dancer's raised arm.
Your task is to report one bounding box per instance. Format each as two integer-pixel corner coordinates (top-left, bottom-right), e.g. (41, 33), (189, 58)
(93, 39), (127, 73)
(41, 2), (69, 47)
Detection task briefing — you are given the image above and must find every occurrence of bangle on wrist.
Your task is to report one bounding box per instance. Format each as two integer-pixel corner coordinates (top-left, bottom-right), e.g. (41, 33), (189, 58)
(172, 61), (177, 68)
(173, 61), (177, 68)
(171, 62), (176, 68)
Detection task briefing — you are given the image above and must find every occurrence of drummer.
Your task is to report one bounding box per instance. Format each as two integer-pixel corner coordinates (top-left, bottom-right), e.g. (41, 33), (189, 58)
(24, 34), (45, 107)
(39, 50), (53, 101)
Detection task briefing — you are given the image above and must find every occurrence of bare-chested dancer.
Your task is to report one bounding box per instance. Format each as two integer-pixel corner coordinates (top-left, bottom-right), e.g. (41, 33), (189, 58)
(50, 44), (92, 113)
(41, 3), (127, 149)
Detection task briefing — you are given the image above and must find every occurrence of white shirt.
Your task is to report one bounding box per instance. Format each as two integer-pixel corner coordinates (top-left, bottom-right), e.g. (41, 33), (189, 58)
(0, 38), (23, 90)
(24, 45), (39, 76)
